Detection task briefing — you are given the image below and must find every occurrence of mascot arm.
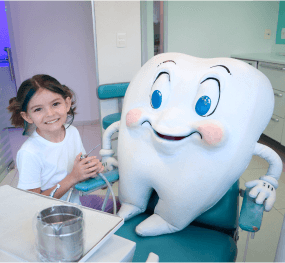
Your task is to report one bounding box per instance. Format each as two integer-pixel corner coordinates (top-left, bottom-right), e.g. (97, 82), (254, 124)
(245, 143), (283, 211)
(99, 121), (120, 171)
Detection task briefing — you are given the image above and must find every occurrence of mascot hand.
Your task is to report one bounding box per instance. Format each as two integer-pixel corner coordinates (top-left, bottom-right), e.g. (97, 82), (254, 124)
(102, 157), (118, 171)
(245, 180), (276, 212)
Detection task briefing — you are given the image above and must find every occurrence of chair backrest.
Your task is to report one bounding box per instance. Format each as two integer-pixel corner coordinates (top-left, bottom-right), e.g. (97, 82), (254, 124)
(97, 82), (129, 129)
(146, 180), (240, 234)
(97, 83), (129, 157)
(97, 82), (129, 100)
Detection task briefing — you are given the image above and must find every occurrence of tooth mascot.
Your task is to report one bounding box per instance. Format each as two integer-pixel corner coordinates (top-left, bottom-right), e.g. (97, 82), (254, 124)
(99, 53), (283, 237)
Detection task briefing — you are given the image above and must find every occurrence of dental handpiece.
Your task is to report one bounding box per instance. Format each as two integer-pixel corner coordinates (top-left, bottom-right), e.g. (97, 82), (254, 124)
(80, 144), (101, 160)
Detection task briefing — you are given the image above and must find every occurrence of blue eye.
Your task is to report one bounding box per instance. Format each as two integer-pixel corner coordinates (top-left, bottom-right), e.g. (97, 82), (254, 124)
(195, 96), (211, 116)
(151, 90), (162, 109)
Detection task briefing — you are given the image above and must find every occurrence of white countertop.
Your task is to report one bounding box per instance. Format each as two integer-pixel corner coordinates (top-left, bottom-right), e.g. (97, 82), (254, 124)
(0, 235), (136, 262)
(0, 185), (125, 262)
(231, 53), (285, 65)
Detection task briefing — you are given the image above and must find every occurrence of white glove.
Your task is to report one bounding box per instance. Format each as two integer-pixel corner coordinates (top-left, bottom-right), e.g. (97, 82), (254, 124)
(102, 157), (118, 171)
(245, 179), (276, 212)
(99, 149), (118, 171)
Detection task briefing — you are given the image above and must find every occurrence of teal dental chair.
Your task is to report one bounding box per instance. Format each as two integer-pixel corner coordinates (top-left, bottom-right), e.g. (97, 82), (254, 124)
(76, 168), (265, 262)
(76, 83), (265, 262)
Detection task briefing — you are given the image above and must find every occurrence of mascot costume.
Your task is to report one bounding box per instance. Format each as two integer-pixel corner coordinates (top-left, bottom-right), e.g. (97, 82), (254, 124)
(99, 53), (283, 237)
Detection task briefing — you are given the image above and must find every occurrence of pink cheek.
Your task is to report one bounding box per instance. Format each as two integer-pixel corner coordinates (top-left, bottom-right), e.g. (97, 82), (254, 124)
(197, 123), (224, 145)
(126, 109), (142, 127)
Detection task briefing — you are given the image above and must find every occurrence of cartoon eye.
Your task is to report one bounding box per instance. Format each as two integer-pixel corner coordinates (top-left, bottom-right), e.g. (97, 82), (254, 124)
(194, 78), (220, 117)
(150, 72), (170, 109)
(195, 96), (211, 116)
(151, 90), (162, 109)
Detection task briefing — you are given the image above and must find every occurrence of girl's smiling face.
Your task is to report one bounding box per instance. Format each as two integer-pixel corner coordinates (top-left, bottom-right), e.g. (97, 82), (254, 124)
(20, 88), (71, 140)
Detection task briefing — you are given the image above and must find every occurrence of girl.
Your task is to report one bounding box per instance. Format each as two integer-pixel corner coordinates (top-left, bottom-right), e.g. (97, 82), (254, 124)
(7, 74), (104, 205)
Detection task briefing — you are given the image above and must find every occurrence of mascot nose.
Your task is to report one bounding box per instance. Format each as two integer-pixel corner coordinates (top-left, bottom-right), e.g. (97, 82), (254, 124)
(155, 107), (190, 130)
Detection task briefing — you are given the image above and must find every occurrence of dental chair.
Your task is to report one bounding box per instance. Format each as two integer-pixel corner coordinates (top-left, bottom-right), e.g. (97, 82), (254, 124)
(76, 168), (265, 262)
(76, 83), (266, 262)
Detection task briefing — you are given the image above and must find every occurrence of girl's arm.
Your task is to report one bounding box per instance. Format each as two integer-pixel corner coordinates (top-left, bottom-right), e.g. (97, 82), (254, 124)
(28, 152), (104, 199)
(28, 171), (77, 199)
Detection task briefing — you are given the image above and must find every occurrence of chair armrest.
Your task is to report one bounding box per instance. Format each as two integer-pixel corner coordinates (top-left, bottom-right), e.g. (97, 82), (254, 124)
(239, 187), (265, 232)
(75, 169), (119, 193)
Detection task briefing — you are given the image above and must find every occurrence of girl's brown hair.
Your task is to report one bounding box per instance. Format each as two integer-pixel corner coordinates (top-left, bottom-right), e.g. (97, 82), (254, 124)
(7, 74), (77, 128)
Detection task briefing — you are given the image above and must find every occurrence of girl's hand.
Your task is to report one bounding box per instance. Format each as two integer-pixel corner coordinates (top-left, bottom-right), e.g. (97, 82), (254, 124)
(71, 152), (104, 183)
(89, 159), (105, 178)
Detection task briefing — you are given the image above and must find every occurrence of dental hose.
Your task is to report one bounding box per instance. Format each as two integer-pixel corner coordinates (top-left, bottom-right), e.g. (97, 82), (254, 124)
(65, 176), (116, 215)
(65, 174), (116, 215)
(98, 172), (117, 215)
(97, 121), (120, 215)
(66, 187), (74, 202)
(99, 122), (119, 215)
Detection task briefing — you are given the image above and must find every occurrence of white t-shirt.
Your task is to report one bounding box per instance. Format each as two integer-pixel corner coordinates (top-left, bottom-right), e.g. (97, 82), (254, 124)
(16, 124), (86, 204)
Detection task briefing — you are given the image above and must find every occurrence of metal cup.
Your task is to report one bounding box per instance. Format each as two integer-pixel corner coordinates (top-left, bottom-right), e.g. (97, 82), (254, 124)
(36, 205), (84, 262)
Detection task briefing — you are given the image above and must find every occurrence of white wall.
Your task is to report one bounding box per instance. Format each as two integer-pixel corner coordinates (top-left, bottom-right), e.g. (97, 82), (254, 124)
(5, 1), (99, 124)
(167, 1), (279, 58)
(94, 1), (141, 85)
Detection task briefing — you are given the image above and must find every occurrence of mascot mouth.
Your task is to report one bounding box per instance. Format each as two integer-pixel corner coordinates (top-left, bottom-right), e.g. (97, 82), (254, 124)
(155, 131), (187, 141)
(142, 121), (202, 141)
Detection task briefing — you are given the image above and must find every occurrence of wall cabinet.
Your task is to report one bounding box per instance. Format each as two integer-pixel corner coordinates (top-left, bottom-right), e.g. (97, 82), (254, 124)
(238, 59), (258, 68)
(232, 55), (285, 146)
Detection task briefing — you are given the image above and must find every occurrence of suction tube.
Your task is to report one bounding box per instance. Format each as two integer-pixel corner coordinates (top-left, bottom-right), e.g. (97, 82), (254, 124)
(98, 172), (117, 215)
